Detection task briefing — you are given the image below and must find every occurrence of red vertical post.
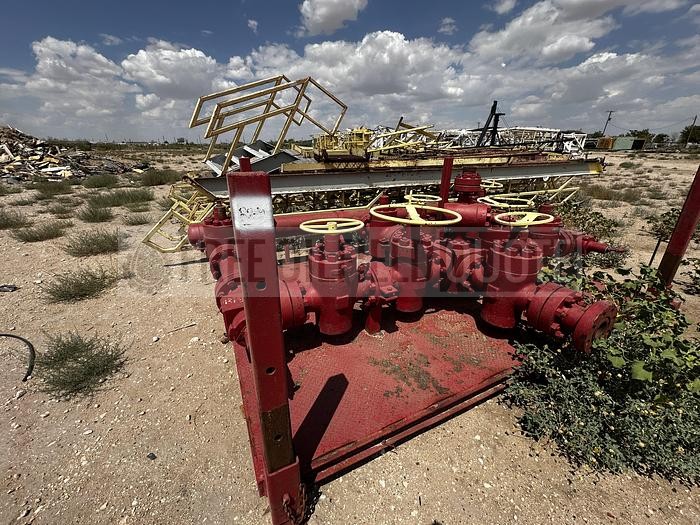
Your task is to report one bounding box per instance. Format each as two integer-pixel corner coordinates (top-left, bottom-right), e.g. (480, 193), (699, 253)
(658, 165), (700, 286)
(227, 168), (303, 525)
(439, 157), (454, 207)
(239, 156), (252, 172)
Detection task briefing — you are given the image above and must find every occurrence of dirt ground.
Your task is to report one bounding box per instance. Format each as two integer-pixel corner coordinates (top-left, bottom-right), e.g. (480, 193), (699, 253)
(1, 150), (698, 525)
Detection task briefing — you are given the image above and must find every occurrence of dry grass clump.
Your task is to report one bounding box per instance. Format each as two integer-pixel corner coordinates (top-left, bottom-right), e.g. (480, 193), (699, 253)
(82, 174), (119, 188)
(141, 169), (183, 186)
(123, 201), (151, 212)
(46, 201), (80, 219)
(38, 332), (127, 397)
(14, 197), (37, 206)
(87, 188), (154, 208)
(0, 209), (32, 229)
(77, 205), (114, 223)
(122, 213), (152, 225)
(12, 221), (72, 242)
(64, 228), (124, 256)
(44, 264), (132, 302)
(0, 184), (23, 196)
(32, 179), (73, 199)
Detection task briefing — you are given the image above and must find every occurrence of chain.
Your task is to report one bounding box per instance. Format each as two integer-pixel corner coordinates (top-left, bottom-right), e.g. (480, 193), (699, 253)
(282, 483), (307, 525)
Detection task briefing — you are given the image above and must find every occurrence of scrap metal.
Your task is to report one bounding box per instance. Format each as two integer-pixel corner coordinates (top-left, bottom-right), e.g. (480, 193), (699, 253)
(0, 126), (132, 180)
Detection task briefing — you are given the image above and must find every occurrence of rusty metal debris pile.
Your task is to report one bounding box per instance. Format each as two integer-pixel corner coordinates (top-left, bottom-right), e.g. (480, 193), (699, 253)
(0, 126), (132, 180)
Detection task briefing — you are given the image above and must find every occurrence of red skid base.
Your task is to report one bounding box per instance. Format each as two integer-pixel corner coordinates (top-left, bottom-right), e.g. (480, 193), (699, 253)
(233, 302), (517, 493)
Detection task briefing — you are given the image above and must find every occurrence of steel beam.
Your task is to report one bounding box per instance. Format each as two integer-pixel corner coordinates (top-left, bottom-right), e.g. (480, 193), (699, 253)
(195, 159), (602, 198)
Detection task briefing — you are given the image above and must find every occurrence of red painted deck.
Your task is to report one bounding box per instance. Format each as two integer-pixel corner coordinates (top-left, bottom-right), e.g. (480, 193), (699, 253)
(232, 298), (517, 492)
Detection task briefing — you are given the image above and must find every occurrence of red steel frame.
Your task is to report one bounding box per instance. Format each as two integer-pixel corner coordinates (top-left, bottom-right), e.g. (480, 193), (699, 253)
(226, 167), (518, 524)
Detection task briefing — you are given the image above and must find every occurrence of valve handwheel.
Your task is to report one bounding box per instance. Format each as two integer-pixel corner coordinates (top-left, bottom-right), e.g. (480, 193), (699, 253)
(403, 192), (442, 205)
(370, 203), (462, 226)
(494, 211), (555, 227)
(299, 217), (365, 234)
(480, 179), (504, 190)
(477, 195), (534, 209)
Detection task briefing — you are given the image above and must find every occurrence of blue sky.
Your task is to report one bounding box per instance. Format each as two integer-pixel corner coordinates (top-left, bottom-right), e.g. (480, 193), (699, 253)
(1, 0), (699, 141)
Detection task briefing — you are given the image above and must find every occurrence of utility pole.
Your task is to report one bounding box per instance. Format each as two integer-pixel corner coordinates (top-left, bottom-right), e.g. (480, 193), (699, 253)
(685, 115), (697, 148)
(602, 110), (615, 136)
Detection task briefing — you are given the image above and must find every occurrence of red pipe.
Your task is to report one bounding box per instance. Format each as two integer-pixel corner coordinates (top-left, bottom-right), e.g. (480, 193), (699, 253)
(658, 165), (700, 286)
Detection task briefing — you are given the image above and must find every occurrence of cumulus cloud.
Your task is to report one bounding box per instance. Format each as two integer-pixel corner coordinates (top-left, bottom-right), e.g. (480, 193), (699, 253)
(121, 39), (218, 99)
(247, 19), (259, 34)
(298, 0), (368, 36)
(100, 33), (123, 46)
(489, 0), (518, 15)
(0, 1), (697, 141)
(438, 17), (458, 35)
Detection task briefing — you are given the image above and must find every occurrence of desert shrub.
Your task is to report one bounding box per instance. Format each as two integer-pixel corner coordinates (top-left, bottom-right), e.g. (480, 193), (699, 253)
(557, 201), (621, 239)
(14, 196), (37, 206)
(507, 265), (700, 483)
(157, 196), (173, 210)
(32, 179), (73, 199)
(645, 187), (667, 200)
(44, 264), (132, 302)
(581, 184), (618, 201)
(646, 208), (700, 242)
(0, 184), (23, 196)
(122, 213), (152, 226)
(87, 188), (154, 207)
(77, 205), (114, 223)
(12, 221), (72, 242)
(619, 187), (643, 204)
(682, 258), (700, 295)
(37, 332), (126, 397)
(0, 209), (32, 229)
(82, 173), (119, 188)
(46, 202), (77, 219)
(64, 228), (123, 256)
(123, 201), (150, 212)
(619, 161), (641, 169)
(141, 169), (182, 186)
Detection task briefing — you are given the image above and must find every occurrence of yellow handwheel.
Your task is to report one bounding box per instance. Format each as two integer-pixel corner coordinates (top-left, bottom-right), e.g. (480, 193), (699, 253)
(494, 211), (555, 227)
(404, 192), (442, 205)
(481, 179), (504, 190)
(299, 217), (365, 234)
(477, 195), (534, 209)
(370, 203), (462, 226)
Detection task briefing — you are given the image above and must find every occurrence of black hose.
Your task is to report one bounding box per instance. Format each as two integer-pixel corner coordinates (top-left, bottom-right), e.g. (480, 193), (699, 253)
(0, 334), (36, 382)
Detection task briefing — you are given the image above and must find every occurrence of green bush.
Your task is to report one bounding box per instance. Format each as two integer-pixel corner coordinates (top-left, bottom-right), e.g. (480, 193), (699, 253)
(87, 188), (154, 208)
(38, 332), (126, 397)
(141, 169), (183, 186)
(682, 258), (700, 295)
(82, 173), (119, 188)
(646, 208), (700, 242)
(506, 265), (700, 483)
(557, 201), (622, 240)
